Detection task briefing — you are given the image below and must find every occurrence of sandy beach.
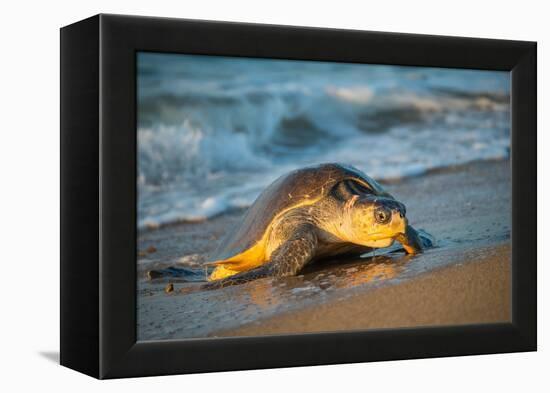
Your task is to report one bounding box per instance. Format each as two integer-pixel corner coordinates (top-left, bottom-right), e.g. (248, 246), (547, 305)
(137, 159), (511, 340)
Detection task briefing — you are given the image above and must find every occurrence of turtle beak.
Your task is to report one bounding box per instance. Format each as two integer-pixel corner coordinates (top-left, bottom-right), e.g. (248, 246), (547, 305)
(391, 209), (408, 235)
(388, 201), (408, 235)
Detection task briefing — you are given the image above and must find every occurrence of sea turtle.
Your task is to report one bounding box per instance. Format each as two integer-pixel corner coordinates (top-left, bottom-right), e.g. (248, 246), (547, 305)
(201, 163), (432, 290)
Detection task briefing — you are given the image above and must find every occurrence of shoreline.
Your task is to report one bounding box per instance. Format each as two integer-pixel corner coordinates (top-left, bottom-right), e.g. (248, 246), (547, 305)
(137, 157), (510, 234)
(137, 159), (511, 340)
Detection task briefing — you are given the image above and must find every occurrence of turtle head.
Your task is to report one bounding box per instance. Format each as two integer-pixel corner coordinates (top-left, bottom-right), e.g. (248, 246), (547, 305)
(342, 195), (408, 248)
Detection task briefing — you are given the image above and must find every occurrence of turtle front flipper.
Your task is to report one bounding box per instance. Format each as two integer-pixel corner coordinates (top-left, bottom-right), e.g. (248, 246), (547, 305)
(395, 225), (434, 254)
(202, 224), (318, 290)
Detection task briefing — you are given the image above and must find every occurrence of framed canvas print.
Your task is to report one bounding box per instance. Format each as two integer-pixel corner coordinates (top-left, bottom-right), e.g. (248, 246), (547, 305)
(60, 14), (536, 379)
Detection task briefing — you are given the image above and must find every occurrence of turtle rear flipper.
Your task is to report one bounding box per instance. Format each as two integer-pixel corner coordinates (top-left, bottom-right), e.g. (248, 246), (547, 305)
(147, 266), (207, 282)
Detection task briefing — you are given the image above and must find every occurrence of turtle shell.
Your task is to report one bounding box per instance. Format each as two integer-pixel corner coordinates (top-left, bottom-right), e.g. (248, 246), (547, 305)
(210, 163), (388, 262)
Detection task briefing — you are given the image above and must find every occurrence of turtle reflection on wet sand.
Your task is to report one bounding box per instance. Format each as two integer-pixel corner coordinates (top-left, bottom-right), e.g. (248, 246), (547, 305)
(149, 163), (433, 291)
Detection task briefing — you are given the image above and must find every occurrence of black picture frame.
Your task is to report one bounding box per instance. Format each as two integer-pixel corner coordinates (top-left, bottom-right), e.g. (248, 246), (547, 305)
(60, 14), (536, 379)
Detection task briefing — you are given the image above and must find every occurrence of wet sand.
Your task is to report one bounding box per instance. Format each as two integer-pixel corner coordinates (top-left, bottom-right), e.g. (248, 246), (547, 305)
(223, 243), (510, 336)
(137, 159), (511, 340)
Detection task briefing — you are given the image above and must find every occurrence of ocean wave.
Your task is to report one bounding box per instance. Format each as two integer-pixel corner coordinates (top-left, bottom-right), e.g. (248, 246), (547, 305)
(137, 54), (510, 229)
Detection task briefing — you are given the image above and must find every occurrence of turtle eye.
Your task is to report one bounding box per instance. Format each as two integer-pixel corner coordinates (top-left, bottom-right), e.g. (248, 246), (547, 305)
(374, 206), (392, 224)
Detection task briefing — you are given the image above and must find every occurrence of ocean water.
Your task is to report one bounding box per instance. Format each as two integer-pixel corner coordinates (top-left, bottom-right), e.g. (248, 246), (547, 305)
(137, 53), (510, 229)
